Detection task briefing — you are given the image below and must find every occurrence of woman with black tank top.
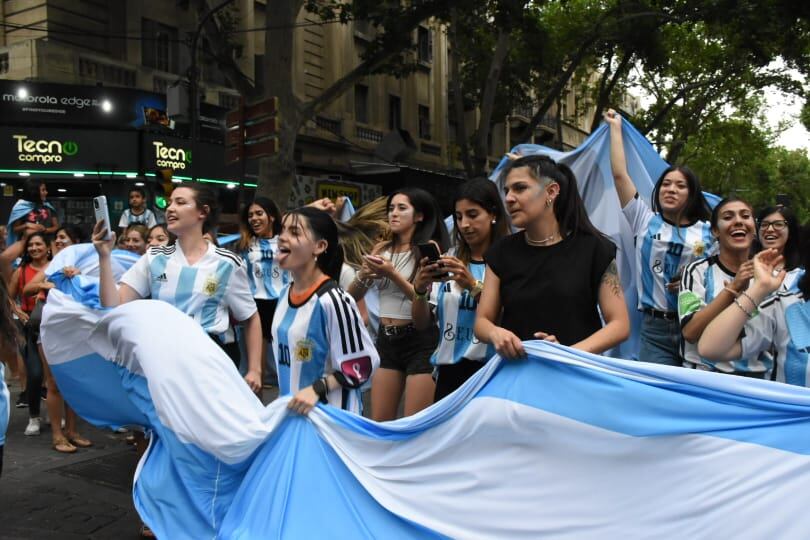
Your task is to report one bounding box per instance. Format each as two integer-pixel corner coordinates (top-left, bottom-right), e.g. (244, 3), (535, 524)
(475, 155), (630, 358)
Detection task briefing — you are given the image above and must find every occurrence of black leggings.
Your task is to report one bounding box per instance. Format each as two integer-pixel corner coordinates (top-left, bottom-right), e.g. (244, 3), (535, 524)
(21, 323), (42, 417)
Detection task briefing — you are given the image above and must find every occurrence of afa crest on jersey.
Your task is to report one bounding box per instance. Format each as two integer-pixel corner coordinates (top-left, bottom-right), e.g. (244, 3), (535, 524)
(693, 240), (706, 258)
(203, 275), (219, 296)
(294, 338), (314, 363)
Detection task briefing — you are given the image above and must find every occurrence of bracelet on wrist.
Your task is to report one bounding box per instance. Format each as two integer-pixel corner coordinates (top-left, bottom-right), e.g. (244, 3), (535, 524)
(733, 298), (754, 318)
(738, 291), (757, 309)
(723, 286), (739, 298)
(414, 287), (429, 302)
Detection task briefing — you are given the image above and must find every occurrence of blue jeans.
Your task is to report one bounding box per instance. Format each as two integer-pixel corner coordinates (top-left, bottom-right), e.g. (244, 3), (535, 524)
(638, 313), (683, 366)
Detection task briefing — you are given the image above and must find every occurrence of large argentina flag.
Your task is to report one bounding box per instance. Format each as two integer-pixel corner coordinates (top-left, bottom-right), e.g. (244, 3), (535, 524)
(490, 122), (720, 360)
(41, 279), (810, 538)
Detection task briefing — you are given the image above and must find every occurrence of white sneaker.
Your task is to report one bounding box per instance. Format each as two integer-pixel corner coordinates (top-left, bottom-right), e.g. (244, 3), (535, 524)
(24, 417), (41, 436)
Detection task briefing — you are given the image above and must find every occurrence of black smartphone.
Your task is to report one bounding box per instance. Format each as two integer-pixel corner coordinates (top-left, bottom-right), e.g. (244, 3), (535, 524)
(417, 243), (449, 278)
(417, 242), (441, 263)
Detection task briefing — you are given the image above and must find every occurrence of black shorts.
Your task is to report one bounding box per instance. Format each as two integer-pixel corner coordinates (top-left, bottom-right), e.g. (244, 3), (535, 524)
(255, 298), (278, 341)
(434, 359), (486, 401)
(377, 324), (438, 376)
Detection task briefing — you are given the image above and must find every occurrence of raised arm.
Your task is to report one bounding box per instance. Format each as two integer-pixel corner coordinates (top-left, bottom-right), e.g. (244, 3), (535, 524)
(92, 220), (141, 307)
(604, 109), (638, 208)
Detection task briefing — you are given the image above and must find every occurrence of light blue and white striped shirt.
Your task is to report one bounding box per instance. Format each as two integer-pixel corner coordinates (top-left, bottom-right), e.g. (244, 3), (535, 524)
(430, 259), (493, 365)
(679, 255), (771, 375)
(272, 280), (379, 414)
(241, 237), (289, 300)
(121, 242), (256, 335)
(743, 291), (808, 386)
(623, 197), (714, 312)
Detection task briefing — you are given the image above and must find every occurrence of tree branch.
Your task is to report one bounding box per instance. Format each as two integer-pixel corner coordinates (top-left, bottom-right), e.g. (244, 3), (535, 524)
(449, 7), (473, 176)
(193, 0), (257, 99)
(472, 27), (511, 174)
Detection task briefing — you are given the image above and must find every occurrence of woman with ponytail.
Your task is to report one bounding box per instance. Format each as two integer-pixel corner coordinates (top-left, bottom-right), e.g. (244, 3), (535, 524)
(274, 207), (379, 415)
(475, 155), (630, 358)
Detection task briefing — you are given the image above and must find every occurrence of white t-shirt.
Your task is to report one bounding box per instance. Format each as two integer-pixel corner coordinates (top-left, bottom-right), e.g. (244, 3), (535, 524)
(120, 242), (256, 335)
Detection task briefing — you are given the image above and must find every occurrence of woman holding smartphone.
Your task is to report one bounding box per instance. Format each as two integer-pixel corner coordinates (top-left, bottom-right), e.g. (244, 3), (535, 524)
(346, 188), (448, 421)
(412, 179), (508, 400)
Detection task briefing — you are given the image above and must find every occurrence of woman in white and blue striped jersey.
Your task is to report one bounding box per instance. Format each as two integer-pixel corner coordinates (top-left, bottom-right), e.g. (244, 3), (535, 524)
(605, 109), (714, 366)
(236, 197), (288, 382)
(274, 207), (379, 415)
(92, 184), (263, 394)
(699, 232), (810, 387)
(679, 196), (766, 377)
(412, 179), (508, 401)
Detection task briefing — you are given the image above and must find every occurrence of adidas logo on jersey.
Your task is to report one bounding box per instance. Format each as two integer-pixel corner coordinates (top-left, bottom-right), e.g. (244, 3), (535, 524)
(154, 273), (168, 283)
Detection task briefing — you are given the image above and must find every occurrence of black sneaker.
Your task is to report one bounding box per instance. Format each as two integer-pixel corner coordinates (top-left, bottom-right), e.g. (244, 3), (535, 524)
(15, 391), (28, 408)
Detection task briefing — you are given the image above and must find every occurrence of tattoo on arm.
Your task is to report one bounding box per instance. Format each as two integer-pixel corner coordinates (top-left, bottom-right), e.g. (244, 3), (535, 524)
(601, 260), (623, 297)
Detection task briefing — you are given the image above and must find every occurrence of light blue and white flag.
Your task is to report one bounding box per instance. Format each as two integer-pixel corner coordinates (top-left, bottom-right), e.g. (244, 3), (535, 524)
(5, 199), (57, 245)
(41, 284), (810, 539)
(490, 122), (719, 359)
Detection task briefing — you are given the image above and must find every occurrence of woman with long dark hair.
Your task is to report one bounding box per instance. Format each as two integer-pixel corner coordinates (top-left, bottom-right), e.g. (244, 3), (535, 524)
(605, 110), (714, 366)
(8, 232), (50, 436)
(699, 226), (810, 386)
(347, 187), (449, 420)
(275, 207), (379, 415)
(21, 224), (91, 452)
(413, 178), (508, 400)
(475, 155), (630, 358)
(678, 196), (768, 377)
(236, 197), (287, 385)
(0, 277), (21, 476)
(755, 205), (802, 291)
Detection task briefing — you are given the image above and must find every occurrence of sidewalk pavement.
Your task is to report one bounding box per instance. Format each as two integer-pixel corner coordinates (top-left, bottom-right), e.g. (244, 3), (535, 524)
(1, 379), (278, 539)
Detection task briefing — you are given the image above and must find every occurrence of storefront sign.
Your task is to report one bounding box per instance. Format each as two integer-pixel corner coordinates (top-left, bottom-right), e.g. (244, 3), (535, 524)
(0, 126), (138, 172)
(0, 80), (226, 141)
(316, 181), (362, 206)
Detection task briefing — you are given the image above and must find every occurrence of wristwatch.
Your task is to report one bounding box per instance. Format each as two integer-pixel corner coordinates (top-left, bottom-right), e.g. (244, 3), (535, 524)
(469, 279), (484, 298)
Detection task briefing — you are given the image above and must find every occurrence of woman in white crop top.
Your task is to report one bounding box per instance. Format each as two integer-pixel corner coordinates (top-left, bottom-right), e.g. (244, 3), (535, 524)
(347, 188), (449, 421)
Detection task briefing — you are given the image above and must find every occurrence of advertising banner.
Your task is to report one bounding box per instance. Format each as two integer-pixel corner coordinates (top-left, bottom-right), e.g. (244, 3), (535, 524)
(0, 80), (226, 141)
(0, 126), (138, 172)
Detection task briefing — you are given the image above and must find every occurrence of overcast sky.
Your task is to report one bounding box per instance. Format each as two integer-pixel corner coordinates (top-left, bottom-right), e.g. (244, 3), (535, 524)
(767, 89), (809, 153)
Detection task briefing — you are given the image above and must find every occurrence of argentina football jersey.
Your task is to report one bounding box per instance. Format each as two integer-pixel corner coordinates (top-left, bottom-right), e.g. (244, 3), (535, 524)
(623, 196), (714, 312)
(679, 256), (772, 375)
(272, 280), (378, 414)
(242, 236), (289, 300)
(430, 260), (494, 365)
(743, 291), (810, 387)
(120, 243), (256, 335)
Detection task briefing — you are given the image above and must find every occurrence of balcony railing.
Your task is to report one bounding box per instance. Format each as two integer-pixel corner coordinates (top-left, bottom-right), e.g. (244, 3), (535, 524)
(355, 125), (383, 143)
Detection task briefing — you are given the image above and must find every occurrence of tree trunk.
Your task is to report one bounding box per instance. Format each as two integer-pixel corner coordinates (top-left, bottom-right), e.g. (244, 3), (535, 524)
(256, 0), (304, 209)
(449, 8), (473, 177)
(472, 28), (511, 175)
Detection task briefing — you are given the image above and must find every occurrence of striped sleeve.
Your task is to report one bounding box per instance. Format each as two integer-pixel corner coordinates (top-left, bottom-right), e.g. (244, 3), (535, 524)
(621, 196), (654, 237)
(679, 258), (707, 327)
(322, 288), (379, 389)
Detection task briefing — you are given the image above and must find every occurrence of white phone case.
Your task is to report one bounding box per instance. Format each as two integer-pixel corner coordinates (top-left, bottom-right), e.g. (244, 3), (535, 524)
(93, 195), (112, 240)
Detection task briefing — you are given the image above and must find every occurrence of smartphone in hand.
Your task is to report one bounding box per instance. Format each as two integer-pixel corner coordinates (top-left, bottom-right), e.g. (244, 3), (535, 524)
(93, 195), (112, 240)
(417, 243), (449, 278)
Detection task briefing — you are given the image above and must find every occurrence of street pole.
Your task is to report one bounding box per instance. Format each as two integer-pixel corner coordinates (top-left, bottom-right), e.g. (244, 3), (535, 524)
(189, 0), (235, 183)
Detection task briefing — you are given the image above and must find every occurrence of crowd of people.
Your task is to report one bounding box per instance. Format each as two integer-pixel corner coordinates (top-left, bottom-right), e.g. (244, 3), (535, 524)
(1, 116), (809, 478)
